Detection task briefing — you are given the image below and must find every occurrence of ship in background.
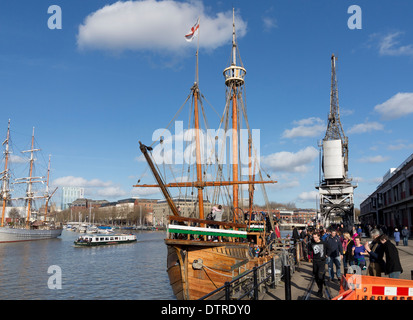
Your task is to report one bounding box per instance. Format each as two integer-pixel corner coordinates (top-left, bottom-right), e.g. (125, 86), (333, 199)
(0, 120), (61, 242)
(135, 10), (279, 300)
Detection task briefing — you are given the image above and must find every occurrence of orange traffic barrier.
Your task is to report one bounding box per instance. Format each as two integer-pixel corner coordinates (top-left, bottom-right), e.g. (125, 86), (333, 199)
(333, 274), (413, 300)
(332, 289), (356, 300)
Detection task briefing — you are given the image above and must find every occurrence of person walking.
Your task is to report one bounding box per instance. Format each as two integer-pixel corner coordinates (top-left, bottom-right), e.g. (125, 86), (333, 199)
(401, 226), (410, 246)
(342, 232), (354, 275)
(380, 234), (403, 278)
(364, 229), (385, 277)
(326, 230), (343, 282)
(309, 232), (329, 298)
(351, 226), (359, 240)
(352, 236), (368, 272)
(393, 228), (400, 246)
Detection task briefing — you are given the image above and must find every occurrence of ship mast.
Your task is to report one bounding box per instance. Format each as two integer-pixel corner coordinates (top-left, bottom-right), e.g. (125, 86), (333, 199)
(17, 128), (43, 228)
(193, 83), (205, 219)
(223, 8), (246, 222)
(1, 120), (11, 227)
(44, 154), (58, 220)
(135, 11), (277, 221)
(25, 128), (36, 226)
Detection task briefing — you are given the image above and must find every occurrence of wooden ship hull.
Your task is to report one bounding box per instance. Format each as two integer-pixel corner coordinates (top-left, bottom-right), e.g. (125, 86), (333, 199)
(166, 240), (252, 300)
(164, 216), (274, 300)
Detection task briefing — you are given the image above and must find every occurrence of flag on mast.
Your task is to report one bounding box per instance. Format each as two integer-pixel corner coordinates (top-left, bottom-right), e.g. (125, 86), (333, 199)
(184, 17), (200, 42)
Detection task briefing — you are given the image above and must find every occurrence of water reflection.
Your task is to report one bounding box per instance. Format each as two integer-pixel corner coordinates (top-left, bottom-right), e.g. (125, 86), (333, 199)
(0, 230), (175, 300)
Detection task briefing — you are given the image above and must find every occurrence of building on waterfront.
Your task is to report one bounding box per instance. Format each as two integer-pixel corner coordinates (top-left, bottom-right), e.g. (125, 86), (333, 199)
(70, 198), (109, 209)
(293, 210), (317, 225)
(360, 153), (413, 233)
(61, 187), (84, 210)
(134, 198), (157, 213)
(153, 198), (212, 226)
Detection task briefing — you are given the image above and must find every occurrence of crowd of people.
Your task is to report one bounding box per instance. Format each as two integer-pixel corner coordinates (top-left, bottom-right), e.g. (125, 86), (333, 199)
(291, 223), (409, 298)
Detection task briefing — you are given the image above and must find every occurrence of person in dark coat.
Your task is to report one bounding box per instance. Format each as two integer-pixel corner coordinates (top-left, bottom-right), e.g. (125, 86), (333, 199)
(379, 234), (403, 278)
(401, 226), (410, 246)
(326, 230), (343, 282)
(309, 232), (329, 298)
(292, 226), (300, 244)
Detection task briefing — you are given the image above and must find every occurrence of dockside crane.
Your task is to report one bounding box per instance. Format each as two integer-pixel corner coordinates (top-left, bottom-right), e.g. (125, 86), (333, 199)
(316, 54), (357, 229)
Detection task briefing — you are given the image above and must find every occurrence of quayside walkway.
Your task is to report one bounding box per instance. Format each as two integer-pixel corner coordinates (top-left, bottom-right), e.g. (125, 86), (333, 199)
(260, 239), (413, 300)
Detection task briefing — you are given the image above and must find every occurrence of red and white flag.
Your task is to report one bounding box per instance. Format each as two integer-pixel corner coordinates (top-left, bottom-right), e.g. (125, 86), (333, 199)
(184, 18), (199, 42)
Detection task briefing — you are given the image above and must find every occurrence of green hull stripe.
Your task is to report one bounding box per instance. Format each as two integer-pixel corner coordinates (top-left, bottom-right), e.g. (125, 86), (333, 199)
(168, 228), (247, 238)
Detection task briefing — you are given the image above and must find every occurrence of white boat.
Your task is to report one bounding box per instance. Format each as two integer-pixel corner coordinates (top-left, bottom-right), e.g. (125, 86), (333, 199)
(0, 226), (62, 243)
(74, 233), (137, 246)
(78, 224), (88, 233)
(87, 225), (99, 233)
(97, 226), (114, 234)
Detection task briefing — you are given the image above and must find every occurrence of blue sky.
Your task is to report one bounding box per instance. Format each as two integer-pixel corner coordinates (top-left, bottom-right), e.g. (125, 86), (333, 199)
(0, 0), (412, 210)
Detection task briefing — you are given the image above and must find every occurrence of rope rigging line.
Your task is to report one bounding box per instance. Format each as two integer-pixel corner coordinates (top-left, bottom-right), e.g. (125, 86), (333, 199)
(149, 92), (191, 148)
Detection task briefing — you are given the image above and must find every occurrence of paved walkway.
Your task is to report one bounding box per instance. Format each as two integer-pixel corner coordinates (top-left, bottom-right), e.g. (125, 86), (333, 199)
(261, 239), (413, 300)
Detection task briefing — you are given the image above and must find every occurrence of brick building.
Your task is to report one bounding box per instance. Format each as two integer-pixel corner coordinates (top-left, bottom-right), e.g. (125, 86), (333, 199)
(360, 153), (413, 233)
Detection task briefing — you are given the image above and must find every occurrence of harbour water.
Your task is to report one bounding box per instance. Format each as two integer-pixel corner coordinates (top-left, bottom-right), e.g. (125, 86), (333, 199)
(0, 230), (175, 300)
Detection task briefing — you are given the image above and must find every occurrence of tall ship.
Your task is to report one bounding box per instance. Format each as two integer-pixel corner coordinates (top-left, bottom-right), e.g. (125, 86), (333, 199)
(0, 120), (62, 243)
(135, 11), (280, 300)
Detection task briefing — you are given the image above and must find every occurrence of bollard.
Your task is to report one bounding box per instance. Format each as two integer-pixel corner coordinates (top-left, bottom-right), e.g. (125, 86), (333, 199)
(284, 265), (291, 300)
(224, 281), (230, 300)
(271, 256), (276, 289)
(253, 267), (259, 300)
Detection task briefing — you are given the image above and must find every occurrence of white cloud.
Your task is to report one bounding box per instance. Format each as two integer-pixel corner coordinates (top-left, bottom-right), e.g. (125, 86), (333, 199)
(267, 179), (300, 190)
(358, 155), (389, 163)
(297, 190), (318, 203)
(131, 187), (161, 197)
(374, 92), (413, 120)
(347, 121), (384, 134)
(340, 108), (354, 116)
(52, 176), (128, 200)
(52, 176), (112, 188)
(262, 17), (277, 32)
(282, 117), (325, 139)
(96, 186), (127, 198)
(261, 146), (318, 173)
(387, 142), (413, 150)
(9, 155), (28, 164)
(371, 177), (383, 184)
(377, 32), (413, 57)
(77, 0), (247, 53)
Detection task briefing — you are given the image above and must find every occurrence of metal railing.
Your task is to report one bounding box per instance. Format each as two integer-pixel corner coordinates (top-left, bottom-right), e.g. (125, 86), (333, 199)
(199, 256), (278, 300)
(198, 238), (304, 300)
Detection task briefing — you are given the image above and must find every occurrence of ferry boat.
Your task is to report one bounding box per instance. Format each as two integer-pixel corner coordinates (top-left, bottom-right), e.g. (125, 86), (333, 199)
(74, 234), (137, 246)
